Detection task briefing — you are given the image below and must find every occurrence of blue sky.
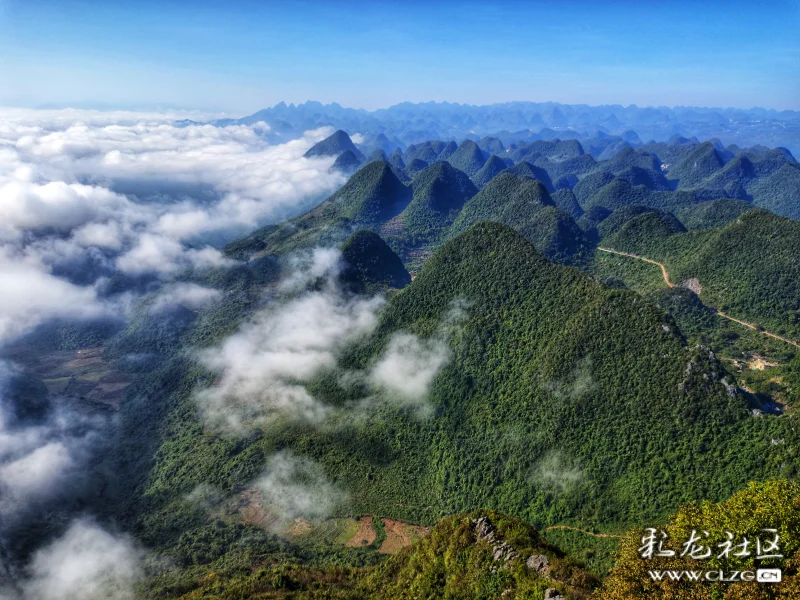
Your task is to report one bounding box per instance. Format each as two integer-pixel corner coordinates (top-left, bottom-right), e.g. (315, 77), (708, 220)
(1, 0), (798, 114)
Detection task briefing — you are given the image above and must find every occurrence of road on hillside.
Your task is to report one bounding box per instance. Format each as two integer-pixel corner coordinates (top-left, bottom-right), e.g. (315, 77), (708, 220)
(597, 247), (800, 350)
(544, 525), (623, 539)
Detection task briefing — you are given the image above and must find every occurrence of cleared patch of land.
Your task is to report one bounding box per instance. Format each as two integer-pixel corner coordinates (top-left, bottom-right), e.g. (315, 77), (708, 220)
(378, 518), (430, 554)
(344, 516), (376, 547)
(1, 345), (132, 410)
(747, 354), (780, 371)
(222, 488), (429, 553)
(282, 518), (313, 537)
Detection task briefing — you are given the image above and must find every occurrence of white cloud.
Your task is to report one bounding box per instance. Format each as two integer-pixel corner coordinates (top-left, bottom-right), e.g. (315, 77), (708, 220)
(254, 451), (346, 524)
(0, 364), (127, 595)
(20, 519), (142, 600)
(115, 233), (231, 276)
(0, 109), (344, 239)
(544, 357), (598, 401)
(532, 452), (585, 492)
(0, 249), (107, 341)
(195, 248), (384, 430)
(0, 109), (356, 591)
(370, 333), (450, 401)
(367, 299), (467, 406)
(0, 379), (99, 529)
(0, 431), (91, 526)
(150, 283), (222, 313)
(0, 108), (347, 344)
(278, 247), (343, 292)
(0, 179), (134, 237)
(0, 441), (75, 500)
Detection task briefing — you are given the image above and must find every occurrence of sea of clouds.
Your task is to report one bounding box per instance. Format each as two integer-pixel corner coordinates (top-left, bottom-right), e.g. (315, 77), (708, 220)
(0, 107), (461, 598)
(0, 107), (348, 598)
(0, 107), (345, 342)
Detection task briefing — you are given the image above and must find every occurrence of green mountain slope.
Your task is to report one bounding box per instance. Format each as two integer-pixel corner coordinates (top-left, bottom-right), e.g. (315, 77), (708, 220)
(361, 511), (597, 599)
(447, 140), (487, 176)
(472, 154), (509, 188)
(749, 163), (800, 219)
(389, 148), (406, 170)
(573, 172), (615, 206)
(477, 136), (506, 155)
(399, 162), (478, 241)
(698, 153), (756, 196)
(151, 511), (597, 600)
(225, 161), (412, 256)
(330, 149), (361, 173)
(603, 208), (800, 338)
(447, 174), (591, 264)
(405, 158), (429, 178)
(615, 166), (671, 191)
(305, 129), (365, 161)
(597, 146), (662, 175)
(341, 230), (412, 293)
(274, 223), (791, 533)
(551, 188), (583, 219)
(331, 161), (412, 224)
(437, 140), (458, 160)
(673, 198), (754, 230)
(533, 154), (596, 183)
(505, 161), (555, 191)
(596, 206), (685, 240)
(584, 179), (698, 213)
(137, 224), (794, 574)
(405, 141), (448, 164)
(667, 142), (726, 189)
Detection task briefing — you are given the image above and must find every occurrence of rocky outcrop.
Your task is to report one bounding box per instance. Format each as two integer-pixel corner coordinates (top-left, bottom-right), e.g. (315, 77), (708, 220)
(678, 345), (738, 398)
(679, 277), (702, 295)
(471, 516), (518, 564)
(526, 553), (550, 574)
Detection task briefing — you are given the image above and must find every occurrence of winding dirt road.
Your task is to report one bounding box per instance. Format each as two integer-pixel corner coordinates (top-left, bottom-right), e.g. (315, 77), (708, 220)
(597, 247), (800, 350)
(598, 247), (674, 288)
(544, 525), (623, 539)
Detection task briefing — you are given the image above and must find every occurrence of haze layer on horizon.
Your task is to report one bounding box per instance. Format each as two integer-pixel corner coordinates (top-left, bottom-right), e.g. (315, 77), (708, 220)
(1, 0), (798, 114)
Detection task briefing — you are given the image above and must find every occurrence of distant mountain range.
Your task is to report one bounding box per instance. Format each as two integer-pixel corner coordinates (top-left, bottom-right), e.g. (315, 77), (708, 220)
(178, 100), (800, 156)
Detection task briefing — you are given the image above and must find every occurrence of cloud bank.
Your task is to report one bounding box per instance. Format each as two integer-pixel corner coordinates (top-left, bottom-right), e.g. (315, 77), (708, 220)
(533, 452), (585, 492)
(197, 261), (466, 429)
(16, 519), (142, 600)
(0, 108), (347, 592)
(149, 283), (222, 314)
(254, 451), (347, 524)
(195, 248), (384, 429)
(366, 298), (468, 409)
(0, 249), (108, 340)
(0, 108), (345, 344)
(0, 362), (122, 598)
(0, 365), (100, 528)
(370, 333), (450, 401)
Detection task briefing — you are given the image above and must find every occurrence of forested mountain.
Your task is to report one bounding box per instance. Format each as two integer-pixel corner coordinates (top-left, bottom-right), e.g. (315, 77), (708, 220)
(96, 220), (796, 599)
(5, 120), (800, 600)
(602, 209), (800, 338)
(304, 129), (366, 161)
